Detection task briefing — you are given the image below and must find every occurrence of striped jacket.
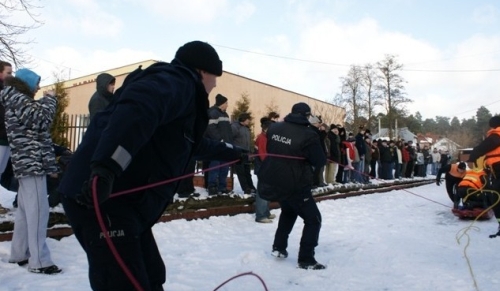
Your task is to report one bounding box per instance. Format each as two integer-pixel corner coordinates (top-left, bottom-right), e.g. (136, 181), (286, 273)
(0, 85), (58, 178)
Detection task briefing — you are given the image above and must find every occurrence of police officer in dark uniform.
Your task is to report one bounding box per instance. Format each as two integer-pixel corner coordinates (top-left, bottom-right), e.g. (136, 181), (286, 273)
(58, 41), (246, 290)
(258, 102), (327, 270)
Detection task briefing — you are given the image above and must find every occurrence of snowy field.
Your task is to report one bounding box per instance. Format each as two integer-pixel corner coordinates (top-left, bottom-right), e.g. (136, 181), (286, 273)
(1, 180), (500, 291)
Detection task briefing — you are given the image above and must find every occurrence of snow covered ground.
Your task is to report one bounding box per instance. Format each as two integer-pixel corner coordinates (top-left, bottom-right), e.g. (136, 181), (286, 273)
(1, 178), (500, 291)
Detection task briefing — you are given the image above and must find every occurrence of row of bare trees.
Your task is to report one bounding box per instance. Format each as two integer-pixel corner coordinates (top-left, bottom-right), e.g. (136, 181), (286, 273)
(333, 55), (412, 138)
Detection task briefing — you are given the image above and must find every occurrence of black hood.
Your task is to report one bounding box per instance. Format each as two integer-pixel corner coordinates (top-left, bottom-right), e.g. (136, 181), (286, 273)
(284, 113), (310, 126)
(95, 73), (115, 99)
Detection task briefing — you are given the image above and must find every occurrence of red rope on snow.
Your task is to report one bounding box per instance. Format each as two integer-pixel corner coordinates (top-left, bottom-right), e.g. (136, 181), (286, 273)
(212, 271), (269, 291)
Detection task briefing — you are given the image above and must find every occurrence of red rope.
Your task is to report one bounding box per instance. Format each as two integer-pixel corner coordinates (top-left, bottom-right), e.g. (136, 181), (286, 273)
(93, 177), (145, 291)
(212, 271), (269, 291)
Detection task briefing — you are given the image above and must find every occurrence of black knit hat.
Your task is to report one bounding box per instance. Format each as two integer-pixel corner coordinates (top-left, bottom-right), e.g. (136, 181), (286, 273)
(238, 112), (251, 122)
(489, 116), (500, 128)
(291, 102), (311, 116)
(458, 162), (466, 170)
(215, 94), (228, 106)
(175, 41), (223, 76)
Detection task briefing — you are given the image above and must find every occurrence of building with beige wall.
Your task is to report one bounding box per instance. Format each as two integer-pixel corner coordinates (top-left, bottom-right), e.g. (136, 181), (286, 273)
(37, 60), (346, 135)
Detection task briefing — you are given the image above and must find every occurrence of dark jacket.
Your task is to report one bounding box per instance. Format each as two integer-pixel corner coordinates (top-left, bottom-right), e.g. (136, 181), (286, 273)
(88, 73), (115, 121)
(0, 106), (7, 145)
(379, 144), (392, 163)
(355, 132), (366, 157)
(327, 131), (341, 163)
(257, 113), (326, 201)
(205, 105), (232, 142)
(59, 61), (242, 202)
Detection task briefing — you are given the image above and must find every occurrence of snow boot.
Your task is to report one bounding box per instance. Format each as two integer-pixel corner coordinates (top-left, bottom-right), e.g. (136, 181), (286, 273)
(271, 248), (288, 258)
(298, 261), (327, 270)
(29, 265), (62, 275)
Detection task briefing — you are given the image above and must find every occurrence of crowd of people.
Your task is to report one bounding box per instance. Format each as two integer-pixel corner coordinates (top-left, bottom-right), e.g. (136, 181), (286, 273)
(3, 40), (500, 290)
(288, 122), (454, 187)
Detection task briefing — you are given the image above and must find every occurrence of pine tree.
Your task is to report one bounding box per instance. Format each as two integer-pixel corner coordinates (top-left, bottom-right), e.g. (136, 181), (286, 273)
(50, 80), (70, 148)
(231, 92), (255, 146)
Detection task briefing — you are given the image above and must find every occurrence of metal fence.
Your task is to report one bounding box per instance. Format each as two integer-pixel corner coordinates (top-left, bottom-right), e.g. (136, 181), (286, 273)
(64, 114), (90, 151)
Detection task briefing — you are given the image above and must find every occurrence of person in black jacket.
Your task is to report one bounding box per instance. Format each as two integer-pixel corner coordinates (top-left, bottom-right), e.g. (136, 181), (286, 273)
(88, 73), (116, 121)
(58, 41), (247, 290)
(405, 141), (416, 178)
(0, 60), (13, 214)
(204, 93), (232, 195)
(258, 102), (327, 270)
(325, 124), (340, 184)
(336, 125), (347, 183)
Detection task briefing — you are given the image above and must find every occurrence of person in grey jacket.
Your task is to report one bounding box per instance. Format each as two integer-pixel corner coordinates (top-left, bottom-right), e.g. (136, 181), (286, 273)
(1, 69), (61, 274)
(88, 73), (116, 121)
(232, 112), (255, 194)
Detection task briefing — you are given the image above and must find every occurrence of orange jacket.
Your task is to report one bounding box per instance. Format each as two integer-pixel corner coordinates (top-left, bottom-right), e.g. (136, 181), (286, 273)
(485, 128), (500, 167)
(449, 164), (466, 179)
(458, 169), (487, 189)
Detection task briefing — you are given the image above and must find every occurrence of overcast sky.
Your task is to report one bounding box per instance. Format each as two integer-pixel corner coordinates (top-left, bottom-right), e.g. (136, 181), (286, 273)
(10, 0), (500, 121)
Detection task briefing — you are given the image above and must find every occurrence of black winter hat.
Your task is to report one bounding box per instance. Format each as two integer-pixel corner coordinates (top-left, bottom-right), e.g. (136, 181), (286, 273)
(175, 41), (223, 76)
(291, 102), (311, 116)
(215, 94), (228, 106)
(458, 162), (466, 170)
(489, 115), (500, 128)
(238, 112), (251, 122)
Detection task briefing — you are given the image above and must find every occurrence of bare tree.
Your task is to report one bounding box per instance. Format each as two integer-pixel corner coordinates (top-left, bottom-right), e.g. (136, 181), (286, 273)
(338, 65), (364, 127)
(361, 64), (383, 130)
(376, 55), (412, 138)
(0, 0), (42, 66)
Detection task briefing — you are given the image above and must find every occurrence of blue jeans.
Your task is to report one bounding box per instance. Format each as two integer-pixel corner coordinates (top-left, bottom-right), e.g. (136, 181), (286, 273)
(351, 162), (364, 183)
(394, 163), (402, 179)
(431, 162), (438, 175)
(388, 162), (395, 179)
(207, 161), (229, 191)
(255, 190), (271, 221)
(352, 161), (363, 183)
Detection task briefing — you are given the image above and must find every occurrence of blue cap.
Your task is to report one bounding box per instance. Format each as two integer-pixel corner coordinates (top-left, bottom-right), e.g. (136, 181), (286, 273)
(15, 68), (41, 93)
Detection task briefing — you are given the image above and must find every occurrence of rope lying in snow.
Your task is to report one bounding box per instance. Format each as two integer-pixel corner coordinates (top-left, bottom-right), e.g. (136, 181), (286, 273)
(212, 272), (269, 291)
(455, 188), (500, 291)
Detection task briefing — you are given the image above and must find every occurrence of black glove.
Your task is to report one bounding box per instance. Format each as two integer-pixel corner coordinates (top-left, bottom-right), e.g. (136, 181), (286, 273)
(436, 179), (440, 186)
(75, 165), (115, 208)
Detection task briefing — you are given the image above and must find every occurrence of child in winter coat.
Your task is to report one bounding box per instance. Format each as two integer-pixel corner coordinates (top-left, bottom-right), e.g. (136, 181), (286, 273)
(0, 69), (61, 274)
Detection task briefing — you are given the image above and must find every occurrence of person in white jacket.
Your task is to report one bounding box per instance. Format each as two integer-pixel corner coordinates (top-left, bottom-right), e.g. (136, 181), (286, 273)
(431, 148), (441, 175)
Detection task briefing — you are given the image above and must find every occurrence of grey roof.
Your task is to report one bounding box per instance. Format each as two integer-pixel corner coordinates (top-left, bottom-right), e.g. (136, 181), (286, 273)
(371, 127), (416, 142)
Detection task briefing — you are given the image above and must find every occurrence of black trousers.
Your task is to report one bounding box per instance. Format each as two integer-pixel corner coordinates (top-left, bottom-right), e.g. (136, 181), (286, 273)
(273, 192), (322, 263)
(177, 159), (196, 195)
(62, 192), (169, 291)
(234, 163), (255, 192)
(405, 160), (415, 178)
